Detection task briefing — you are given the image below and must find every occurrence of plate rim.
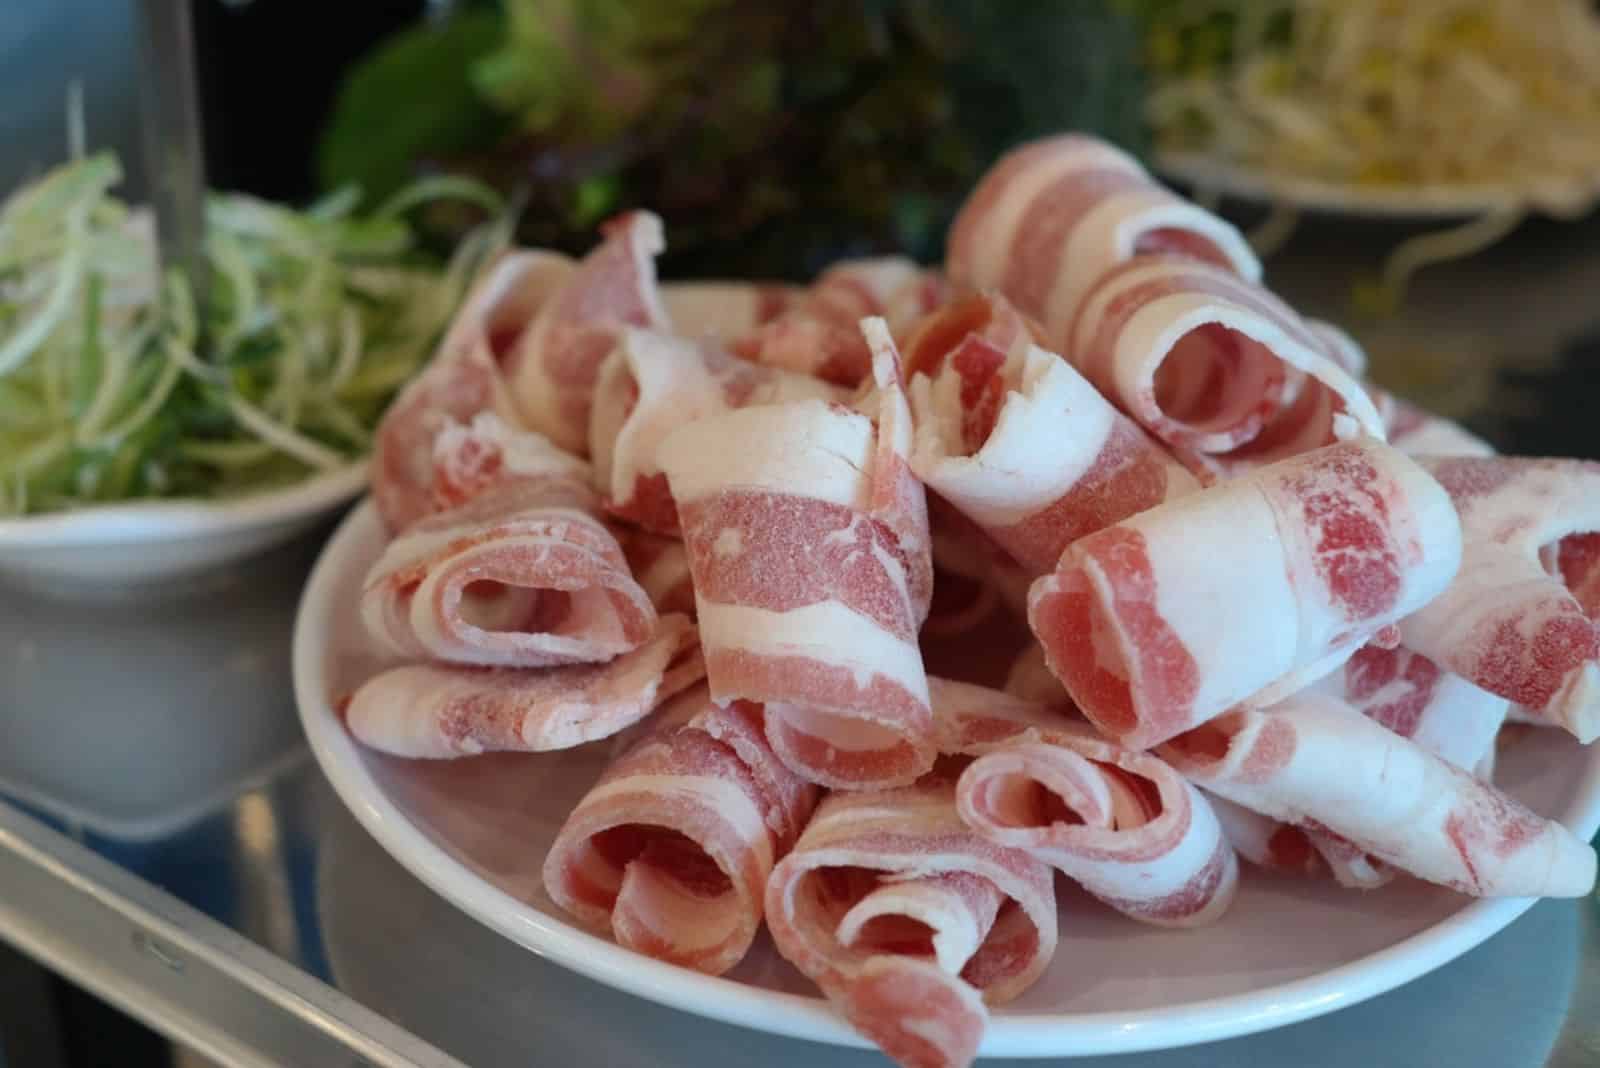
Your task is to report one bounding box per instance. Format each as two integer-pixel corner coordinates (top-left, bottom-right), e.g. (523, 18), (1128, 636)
(294, 498), (1600, 1058)
(1155, 151), (1600, 222)
(0, 461), (368, 548)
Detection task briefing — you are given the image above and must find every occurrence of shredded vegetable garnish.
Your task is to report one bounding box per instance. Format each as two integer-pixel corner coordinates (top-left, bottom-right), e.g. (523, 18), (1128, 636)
(0, 151), (505, 516)
(1129, 0), (1600, 305)
(1136, 0), (1600, 205)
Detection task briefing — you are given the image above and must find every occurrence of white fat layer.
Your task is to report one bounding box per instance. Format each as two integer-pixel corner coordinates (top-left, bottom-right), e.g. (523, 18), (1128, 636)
(465, 412), (590, 478)
(581, 774), (773, 871)
(658, 401), (873, 511)
(1043, 188), (1260, 342)
(1190, 694), (1595, 898)
(614, 862), (738, 951)
(347, 672), (474, 758)
(1122, 480), (1295, 713)
(367, 507), (607, 583)
(969, 140), (1139, 288)
(911, 346), (1116, 528)
(598, 330), (726, 498)
(698, 599), (929, 709)
(836, 880), (984, 976)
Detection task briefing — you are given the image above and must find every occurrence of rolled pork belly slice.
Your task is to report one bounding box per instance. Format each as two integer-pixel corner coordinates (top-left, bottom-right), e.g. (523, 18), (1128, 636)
(372, 250), (574, 532)
(589, 328), (844, 534)
(931, 677), (1237, 927)
(361, 444), (656, 669)
(905, 295), (1199, 575)
(1163, 691), (1596, 898)
(1065, 256), (1385, 469)
(947, 133), (1259, 343)
(344, 614), (703, 758)
(1028, 438), (1462, 749)
(657, 320), (937, 789)
(1401, 457), (1600, 743)
(543, 683), (819, 975)
(505, 211), (671, 454)
(764, 765), (1056, 1068)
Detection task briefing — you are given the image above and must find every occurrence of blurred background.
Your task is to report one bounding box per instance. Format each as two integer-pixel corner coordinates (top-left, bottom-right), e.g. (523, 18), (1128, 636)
(9, 0), (1600, 442)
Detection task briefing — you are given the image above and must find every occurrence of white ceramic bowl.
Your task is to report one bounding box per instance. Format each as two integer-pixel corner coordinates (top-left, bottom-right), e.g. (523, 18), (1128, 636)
(0, 462), (367, 597)
(295, 500), (1600, 1059)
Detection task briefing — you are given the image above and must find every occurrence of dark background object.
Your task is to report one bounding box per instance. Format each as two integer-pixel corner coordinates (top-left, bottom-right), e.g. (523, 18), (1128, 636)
(191, 0), (426, 202)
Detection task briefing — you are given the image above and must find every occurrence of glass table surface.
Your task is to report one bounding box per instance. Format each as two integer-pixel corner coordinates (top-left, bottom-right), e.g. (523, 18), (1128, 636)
(3, 210), (1600, 1067)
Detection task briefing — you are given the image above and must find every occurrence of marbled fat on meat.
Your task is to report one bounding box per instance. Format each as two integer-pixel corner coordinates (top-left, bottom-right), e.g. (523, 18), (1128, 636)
(543, 685), (819, 975)
(1161, 691), (1595, 898)
(764, 767), (1056, 1068)
(931, 678), (1238, 927)
(1028, 439), (1462, 748)
(948, 134), (1259, 344)
(904, 295), (1199, 575)
(344, 614), (703, 757)
(361, 445), (656, 669)
(372, 251), (575, 532)
(658, 323), (937, 789)
(1401, 457), (1600, 742)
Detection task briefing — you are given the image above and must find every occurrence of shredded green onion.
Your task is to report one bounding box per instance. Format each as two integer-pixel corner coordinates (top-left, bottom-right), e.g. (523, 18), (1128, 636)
(0, 150), (504, 515)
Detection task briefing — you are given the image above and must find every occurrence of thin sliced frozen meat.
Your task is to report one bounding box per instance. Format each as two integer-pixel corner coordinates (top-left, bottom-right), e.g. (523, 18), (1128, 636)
(947, 133), (1259, 344)
(932, 678), (1237, 927)
(506, 211), (671, 453)
(764, 765), (1056, 1068)
(1314, 643), (1508, 779)
(543, 683), (819, 975)
(660, 280), (796, 340)
(361, 453), (655, 669)
(657, 322), (936, 789)
(344, 614), (703, 758)
(1066, 256), (1385, 467)
(372, 250), (574, 532)
(1401, 457), (1600, 742)
(1028, 439), (1462, 749)
(904, 294), (1198, 574)
(733, 257), (937, 386)
(589, 329), (844, 534)
(1162, 691), (1596, 898)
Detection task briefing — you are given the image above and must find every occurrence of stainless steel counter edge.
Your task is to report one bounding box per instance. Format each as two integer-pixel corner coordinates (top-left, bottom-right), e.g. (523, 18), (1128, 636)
(0, 798), (464, 1068)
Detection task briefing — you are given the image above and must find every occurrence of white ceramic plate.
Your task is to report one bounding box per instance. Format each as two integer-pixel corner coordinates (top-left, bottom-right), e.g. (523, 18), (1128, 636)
(0, 462), (367, 597)
(1157, 151), (1600, 221)
(294, 499), (1600, 1059)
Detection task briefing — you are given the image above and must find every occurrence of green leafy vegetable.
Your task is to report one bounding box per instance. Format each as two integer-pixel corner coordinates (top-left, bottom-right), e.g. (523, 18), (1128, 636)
(317, 1), (1149, 278)
(318, 8), (512, 210)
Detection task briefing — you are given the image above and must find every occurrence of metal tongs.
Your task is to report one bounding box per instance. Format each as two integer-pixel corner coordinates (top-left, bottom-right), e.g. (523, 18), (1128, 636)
(135, 0), (209, 325)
